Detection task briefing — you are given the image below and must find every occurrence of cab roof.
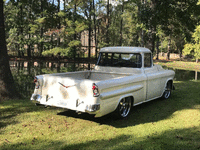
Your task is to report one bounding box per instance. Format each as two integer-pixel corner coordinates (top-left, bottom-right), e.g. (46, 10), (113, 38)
(100, 47), (151, 53)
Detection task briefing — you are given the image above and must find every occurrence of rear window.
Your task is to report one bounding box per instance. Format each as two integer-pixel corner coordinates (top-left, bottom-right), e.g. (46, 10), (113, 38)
(97, 52), (142, 68)
(144, 53), (152, 67)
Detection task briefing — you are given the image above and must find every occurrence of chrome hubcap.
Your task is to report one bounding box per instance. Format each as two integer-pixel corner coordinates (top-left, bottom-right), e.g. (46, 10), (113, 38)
(163, 83), (171, 99)
(119, 98), (131, 117)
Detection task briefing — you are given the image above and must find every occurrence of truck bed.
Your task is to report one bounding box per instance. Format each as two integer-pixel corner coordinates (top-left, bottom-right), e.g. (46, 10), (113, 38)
(45, 70), (131, 81)
(32, 71), (133, 112)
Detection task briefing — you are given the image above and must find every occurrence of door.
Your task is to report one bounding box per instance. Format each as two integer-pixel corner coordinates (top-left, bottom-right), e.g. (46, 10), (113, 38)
(143, 53), (161, 100)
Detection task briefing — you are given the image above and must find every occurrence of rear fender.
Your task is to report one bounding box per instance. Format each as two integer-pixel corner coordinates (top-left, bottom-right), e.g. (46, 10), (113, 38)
(165, 79), (173, 90)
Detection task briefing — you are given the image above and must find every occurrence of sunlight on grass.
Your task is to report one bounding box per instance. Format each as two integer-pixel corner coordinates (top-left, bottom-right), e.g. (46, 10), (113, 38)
(155, 60), (200, 71)
(0, 81), (200, 150)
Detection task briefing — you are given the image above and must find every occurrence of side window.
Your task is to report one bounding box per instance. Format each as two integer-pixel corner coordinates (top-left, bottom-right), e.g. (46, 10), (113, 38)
(144, 53), (152, 67)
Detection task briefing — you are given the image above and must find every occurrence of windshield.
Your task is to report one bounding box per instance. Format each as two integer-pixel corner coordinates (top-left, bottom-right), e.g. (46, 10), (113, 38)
(97, 52), (142, 68)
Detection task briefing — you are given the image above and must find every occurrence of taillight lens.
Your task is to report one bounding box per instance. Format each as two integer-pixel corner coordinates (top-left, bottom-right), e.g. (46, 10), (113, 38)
(92, 83), (100, 97)
(34, 77), (40, 89)
(34, 77), (37, 83)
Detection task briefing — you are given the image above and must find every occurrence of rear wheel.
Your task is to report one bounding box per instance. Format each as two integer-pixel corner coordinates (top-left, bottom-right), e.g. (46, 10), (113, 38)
(162, 82), (171, 99)
(117, 97), (132, 118)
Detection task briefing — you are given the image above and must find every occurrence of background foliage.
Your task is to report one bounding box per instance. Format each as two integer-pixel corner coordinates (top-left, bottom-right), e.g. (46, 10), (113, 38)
(4, 0), (200, 59)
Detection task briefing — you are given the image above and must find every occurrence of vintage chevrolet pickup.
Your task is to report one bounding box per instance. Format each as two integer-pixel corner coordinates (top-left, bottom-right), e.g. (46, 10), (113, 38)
(31, 47), (175, 118)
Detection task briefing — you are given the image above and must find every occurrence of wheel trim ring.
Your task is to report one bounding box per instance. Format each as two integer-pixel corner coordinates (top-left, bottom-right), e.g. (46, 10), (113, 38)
(164, 90), (171, 98)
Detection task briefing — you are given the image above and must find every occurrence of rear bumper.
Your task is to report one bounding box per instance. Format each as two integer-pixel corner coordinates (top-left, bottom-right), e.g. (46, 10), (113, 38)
(85, 104), (100, 113)
(30, 94), (42, 103)
(30, 93), (101, 114)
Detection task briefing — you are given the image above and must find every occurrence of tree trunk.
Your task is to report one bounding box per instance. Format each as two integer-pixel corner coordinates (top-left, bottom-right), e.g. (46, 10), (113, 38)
(57, 0), (61, 46)
(106, 0), (110, 46)
(167, 38), (171, 60)
(73, 3), (77, 60)
(88, 1), (92, 70)
(0, 0), (20, 101)
(63, 0), (66, 46)
(151, 31), (156, 53)
(119, 0), (124, 46)
(93, 0), (98, 59)
(156, 38), (159, 60)
(20, 1), (24, 57)
(27, 0), (32, 57)
(40, 0), (44, 56)
(178, 49), (182, 59)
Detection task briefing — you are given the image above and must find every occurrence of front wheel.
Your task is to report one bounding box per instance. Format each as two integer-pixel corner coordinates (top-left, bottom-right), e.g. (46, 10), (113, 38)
(116, 97), (132, 118)
(162, 82), (171, 99)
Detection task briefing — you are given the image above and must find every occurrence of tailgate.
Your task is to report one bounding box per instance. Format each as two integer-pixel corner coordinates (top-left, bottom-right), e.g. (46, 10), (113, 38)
(40, 76), (96, 111)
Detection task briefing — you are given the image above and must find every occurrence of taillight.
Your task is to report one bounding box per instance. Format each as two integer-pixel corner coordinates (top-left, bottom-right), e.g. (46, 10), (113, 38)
(34, 77), (40, 89)
(92, 83), (100, 97)
(34, 77), (37, 83)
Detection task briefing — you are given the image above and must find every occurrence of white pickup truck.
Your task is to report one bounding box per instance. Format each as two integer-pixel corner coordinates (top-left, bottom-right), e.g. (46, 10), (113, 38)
(31, 47), (175, 118)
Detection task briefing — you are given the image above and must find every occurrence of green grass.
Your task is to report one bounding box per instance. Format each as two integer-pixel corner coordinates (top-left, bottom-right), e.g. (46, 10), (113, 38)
(1, 80), (200, 150)
(154, 60), (200, 72)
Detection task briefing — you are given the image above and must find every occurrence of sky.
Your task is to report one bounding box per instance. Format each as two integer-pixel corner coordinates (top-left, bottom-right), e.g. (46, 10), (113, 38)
(59, 0), (128, 8)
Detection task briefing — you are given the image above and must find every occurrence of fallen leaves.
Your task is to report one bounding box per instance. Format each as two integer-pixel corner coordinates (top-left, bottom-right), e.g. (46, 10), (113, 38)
(176, 135), (183, 140)
(22, 124), (27, 127)
(31, 137), (37, 145)
(5, 139), (10, 143)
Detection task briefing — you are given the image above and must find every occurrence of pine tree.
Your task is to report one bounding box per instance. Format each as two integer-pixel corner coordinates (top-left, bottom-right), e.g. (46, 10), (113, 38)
(42, 1), (87, 58)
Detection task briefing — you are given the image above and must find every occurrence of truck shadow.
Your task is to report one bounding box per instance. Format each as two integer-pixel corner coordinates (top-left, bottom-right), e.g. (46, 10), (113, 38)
(57, 81), (200, 128)
(57, 98), (172, 128)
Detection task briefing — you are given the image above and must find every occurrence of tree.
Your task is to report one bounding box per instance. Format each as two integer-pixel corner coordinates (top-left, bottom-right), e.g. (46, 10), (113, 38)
(0, 0), (20, 101)
(42, 1), (87, 57)
(183, 25), (200, 63)
(160, 0), (200, 59)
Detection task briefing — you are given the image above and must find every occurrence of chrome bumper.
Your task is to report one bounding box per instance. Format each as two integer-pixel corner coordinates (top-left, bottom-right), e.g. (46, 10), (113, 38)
(85, 104), (100, 112)
(31, 94), (100, 114)
(30, 94), (42, 103)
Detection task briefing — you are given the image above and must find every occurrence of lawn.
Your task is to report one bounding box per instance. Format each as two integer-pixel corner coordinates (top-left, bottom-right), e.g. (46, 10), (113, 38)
(0, 80), (200, 150)
(154, 59), (200, 72)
